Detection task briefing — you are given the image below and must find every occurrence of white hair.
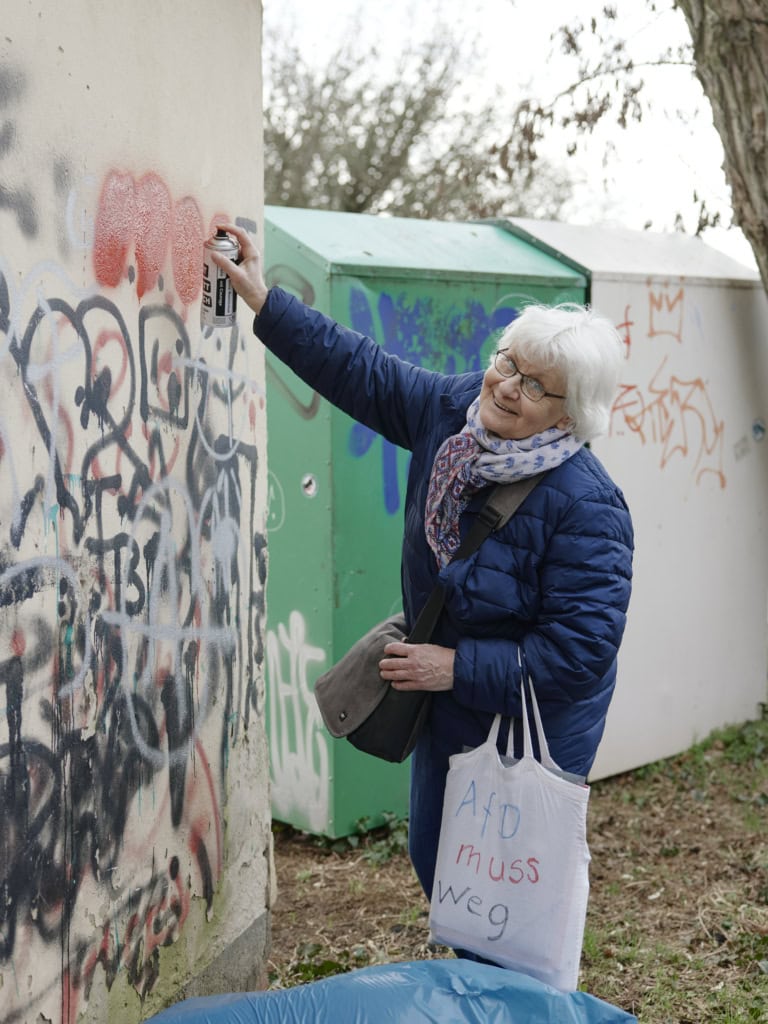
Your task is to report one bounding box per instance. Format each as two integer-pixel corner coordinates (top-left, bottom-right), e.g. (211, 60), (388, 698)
(494, 302), (624, 441)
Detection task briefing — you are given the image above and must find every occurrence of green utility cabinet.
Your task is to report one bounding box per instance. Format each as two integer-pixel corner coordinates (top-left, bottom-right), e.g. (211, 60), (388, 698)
(263, 206), (586, 838)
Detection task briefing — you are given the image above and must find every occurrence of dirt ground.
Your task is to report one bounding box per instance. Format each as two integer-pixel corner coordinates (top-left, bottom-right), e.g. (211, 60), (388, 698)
(266, 720), (768, 1022)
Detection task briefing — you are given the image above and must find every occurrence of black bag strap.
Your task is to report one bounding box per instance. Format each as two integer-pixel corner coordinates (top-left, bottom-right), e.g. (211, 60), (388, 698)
(407, 473), (543, 643)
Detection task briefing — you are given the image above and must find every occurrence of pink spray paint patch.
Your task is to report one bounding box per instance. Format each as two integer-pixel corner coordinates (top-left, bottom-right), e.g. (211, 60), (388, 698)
(92, 171), (135, 288)
(172, 196), (205, 307)
(134, 172), (172, 299)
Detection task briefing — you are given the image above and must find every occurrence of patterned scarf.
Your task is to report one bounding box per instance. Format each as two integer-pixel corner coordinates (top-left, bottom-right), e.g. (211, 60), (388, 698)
(424, 397), (583, 567)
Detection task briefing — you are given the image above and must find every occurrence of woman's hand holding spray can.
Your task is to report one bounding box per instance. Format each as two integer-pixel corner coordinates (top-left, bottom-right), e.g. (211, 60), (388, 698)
(202, 223), (269, 318)
(201, 228), (240, 328)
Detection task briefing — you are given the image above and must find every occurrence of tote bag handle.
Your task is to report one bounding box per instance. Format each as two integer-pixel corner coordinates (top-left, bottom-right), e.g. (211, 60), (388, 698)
(484, 677), (556, 769)
(500, 649), (585, 783)
(514, 674), (559, 773)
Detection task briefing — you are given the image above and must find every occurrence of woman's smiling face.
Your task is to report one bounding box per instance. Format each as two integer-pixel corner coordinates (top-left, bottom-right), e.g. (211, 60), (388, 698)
(477, 348), (571, 440)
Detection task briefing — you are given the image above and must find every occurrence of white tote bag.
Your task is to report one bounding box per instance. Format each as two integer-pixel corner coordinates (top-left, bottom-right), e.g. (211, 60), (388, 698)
(428, 677), (591, 991)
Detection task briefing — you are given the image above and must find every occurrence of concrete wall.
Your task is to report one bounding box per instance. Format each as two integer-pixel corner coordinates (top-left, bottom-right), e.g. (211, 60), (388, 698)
(0, 4), (270, 1022)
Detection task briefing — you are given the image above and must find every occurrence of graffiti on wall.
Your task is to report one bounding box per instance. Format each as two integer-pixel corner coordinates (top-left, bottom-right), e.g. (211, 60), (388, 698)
(611, 285), (726, 487)
(0, 157), (264, 1023)
(266, 610), (328, 834)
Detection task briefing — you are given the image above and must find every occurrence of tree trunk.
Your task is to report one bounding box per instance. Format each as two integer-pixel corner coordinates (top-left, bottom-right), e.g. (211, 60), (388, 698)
(676, 0), (768, 290)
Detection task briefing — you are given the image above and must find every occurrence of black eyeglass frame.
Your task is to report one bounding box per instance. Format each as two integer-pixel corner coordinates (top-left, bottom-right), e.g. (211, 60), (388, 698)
(493, 350), (567, 403)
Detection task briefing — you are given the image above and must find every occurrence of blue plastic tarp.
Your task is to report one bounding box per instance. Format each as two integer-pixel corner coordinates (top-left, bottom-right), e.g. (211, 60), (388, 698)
(146, 959), (637, 1024)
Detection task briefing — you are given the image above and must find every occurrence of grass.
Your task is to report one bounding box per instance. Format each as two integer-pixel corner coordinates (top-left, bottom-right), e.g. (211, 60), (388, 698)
(579, 707), (768, 1022)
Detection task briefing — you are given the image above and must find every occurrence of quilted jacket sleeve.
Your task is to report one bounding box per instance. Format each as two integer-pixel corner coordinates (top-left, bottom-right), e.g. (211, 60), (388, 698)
(254, 286), (449, 453)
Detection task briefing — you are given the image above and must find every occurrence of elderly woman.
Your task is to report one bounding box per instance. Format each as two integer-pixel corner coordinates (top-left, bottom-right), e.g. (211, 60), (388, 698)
(214, 223), (633, 905)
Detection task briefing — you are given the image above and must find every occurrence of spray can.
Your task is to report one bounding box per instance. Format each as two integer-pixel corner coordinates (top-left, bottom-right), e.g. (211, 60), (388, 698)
(201, 228), (240, 328)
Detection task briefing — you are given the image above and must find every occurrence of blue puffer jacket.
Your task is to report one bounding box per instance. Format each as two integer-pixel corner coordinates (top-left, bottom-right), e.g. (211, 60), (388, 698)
(256, 287), (634, 896)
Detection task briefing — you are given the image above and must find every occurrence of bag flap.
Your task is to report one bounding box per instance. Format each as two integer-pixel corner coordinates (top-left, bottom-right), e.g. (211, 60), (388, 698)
(314, 615), (407, 737)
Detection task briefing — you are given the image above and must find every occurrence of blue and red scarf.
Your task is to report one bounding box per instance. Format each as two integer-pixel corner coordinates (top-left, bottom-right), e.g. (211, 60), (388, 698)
(424, 397), (583, 568)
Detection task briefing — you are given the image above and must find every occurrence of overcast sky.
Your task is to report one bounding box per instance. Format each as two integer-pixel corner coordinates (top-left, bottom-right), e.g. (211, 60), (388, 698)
(262, 0), (757, 269)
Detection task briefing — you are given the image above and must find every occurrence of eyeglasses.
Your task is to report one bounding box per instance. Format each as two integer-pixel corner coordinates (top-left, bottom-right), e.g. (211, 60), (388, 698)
(493, 351), (567, 403)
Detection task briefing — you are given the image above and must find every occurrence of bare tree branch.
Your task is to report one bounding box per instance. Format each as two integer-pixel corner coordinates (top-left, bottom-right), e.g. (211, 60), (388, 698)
(263, 26), (573, 221)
